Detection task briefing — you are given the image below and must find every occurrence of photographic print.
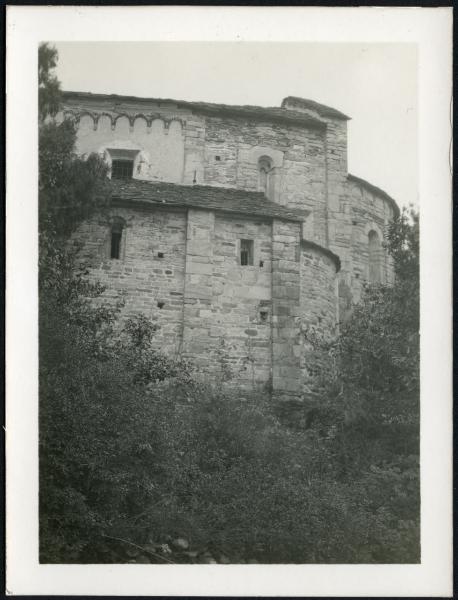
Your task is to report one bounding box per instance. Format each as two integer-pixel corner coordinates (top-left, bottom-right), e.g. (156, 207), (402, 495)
(38, 40), (420, 566)
(6, 6), (452, 597)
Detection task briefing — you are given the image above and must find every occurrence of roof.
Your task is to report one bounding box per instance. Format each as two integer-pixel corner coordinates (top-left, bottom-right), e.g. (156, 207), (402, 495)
(347, 174), (400, 217)
(301, 239), (341, 272)
(110, 179), (309, 223)
(62, 91), (327, 130)
(281, 96), (350, 121)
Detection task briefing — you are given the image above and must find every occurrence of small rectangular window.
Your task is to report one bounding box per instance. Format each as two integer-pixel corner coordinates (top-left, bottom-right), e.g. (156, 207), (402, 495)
(112, 159), (134, 180)
(240, 239), (254, 266)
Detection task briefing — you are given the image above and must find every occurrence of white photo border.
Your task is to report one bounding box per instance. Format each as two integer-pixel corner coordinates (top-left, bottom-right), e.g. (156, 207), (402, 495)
(6, 6), (453, 597)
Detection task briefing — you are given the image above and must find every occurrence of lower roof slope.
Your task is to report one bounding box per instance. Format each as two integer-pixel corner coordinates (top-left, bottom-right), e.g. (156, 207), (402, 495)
(110, 179), (309, 223)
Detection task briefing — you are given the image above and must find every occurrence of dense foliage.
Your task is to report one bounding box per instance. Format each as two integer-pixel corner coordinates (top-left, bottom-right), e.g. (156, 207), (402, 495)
(299, 206), (420, 561)
(39, 45), (420, 564)
(38, 43), (61, 122)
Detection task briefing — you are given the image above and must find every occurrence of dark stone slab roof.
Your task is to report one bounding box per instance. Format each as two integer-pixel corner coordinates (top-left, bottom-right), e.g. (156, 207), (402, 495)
(110, 179), (309, 223)
(281, 96), (350, 121)
(347, 173), (400, 217)
(301, 239), (341, 272)
(62, 91), (327, 130)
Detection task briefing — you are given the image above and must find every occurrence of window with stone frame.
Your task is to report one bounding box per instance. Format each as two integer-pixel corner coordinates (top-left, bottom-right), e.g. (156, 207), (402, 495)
(111, 159), (134, 180)
(240, 239), (254, 266)
(258, 156), (272, 194)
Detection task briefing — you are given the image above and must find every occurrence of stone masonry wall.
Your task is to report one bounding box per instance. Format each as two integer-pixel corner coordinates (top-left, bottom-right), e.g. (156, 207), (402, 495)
(61, 96), (329, 245)
(73, 202), (338, 395)
(336, 179), (396, 319)
(73, 205), (187, 354)
(181, 209), (216, 365)
(63, 93), (396, 386)
(181, 210), (273, 389)
(203, 115), (327, 244)
(298, 246), (339, 393)
(299, 247), (338, 334)
(271, 219), (303, 397)
(211, 214), (273, 388)
(62, 94), (398, 296)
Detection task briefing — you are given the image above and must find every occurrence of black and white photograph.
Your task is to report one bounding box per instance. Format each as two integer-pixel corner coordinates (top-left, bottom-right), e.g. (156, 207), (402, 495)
(6, 6), (453, 597)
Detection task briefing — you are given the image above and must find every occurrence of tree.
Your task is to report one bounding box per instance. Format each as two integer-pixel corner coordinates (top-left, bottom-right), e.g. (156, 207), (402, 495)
(38, 43), (110, 238)
(39, 43), (61, 122)
(38, 47), (191, 562)
(300, 206), (420, 561)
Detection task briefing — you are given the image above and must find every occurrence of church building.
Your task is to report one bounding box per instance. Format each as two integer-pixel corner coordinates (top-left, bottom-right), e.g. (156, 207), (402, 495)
(59, 91), (399, 396)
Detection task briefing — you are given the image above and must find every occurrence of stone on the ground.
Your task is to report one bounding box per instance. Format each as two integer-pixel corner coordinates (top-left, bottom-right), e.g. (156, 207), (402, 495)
(172, 537), (189, 550)
(159, 543), (172, 554)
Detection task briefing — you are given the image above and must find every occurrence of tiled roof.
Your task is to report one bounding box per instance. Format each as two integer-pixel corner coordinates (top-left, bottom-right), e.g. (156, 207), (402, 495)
(347, 174), (400, 217)
(62, 91), (327, 130)
(281, 96), (350, 121)
(110, 179), (309, 222)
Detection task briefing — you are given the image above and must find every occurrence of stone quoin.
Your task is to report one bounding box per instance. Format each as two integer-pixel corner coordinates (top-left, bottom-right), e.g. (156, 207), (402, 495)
(59, 91), (399, 397)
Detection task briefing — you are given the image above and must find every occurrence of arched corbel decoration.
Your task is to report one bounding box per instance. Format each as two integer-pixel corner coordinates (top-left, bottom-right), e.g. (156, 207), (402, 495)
(112, 113), (131, 132)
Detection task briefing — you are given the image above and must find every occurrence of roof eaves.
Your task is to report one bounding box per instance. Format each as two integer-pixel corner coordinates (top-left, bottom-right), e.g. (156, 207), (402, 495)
(281, 96), (350, 121)
(61, 91), (327, 130)
(301, 239), (341, 272)
(111, 195), (305, 223)
(347, 173), (400, 217)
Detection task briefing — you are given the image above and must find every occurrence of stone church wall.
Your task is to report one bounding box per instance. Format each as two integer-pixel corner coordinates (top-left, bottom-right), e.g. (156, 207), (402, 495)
(72, 206), (338, 394)
(336, 177), (397, 318)
(59, 96), (331, 245)
(72, 205), (187, 353)
(62, 91), (397, 393)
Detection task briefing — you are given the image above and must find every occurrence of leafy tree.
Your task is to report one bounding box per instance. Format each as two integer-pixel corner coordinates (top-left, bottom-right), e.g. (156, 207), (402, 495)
(38, 46), (190, 562)
(39, 43), (61, 122)
(300, 206), (420, 560)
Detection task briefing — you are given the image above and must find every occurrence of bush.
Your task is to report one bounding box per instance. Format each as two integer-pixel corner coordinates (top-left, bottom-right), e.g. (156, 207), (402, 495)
(39, 209), (419, 563)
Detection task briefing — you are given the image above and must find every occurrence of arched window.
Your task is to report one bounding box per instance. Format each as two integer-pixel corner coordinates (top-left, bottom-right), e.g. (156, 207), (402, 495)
(258, 156), (272, 195)
(368, 230), (382, 283)
(110, 219), (125, 260)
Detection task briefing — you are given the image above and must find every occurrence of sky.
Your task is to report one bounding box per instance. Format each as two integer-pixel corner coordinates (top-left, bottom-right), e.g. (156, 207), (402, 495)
(54, 42), (417, 208)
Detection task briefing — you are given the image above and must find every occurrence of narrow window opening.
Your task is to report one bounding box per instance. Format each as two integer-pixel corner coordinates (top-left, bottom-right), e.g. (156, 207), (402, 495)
(260, 311), (268, 322)
(258, 156), (273, 197)
(215, 155), (221, 161)
(157, 301), (165, 309)
(240, 239), (254, 266)
(157, 252), (164, 259)
(110, 222), (123, 259)
(368, 230), (382, 283)
(111, 159), (134, 180)
(259, 260), (264, 268)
